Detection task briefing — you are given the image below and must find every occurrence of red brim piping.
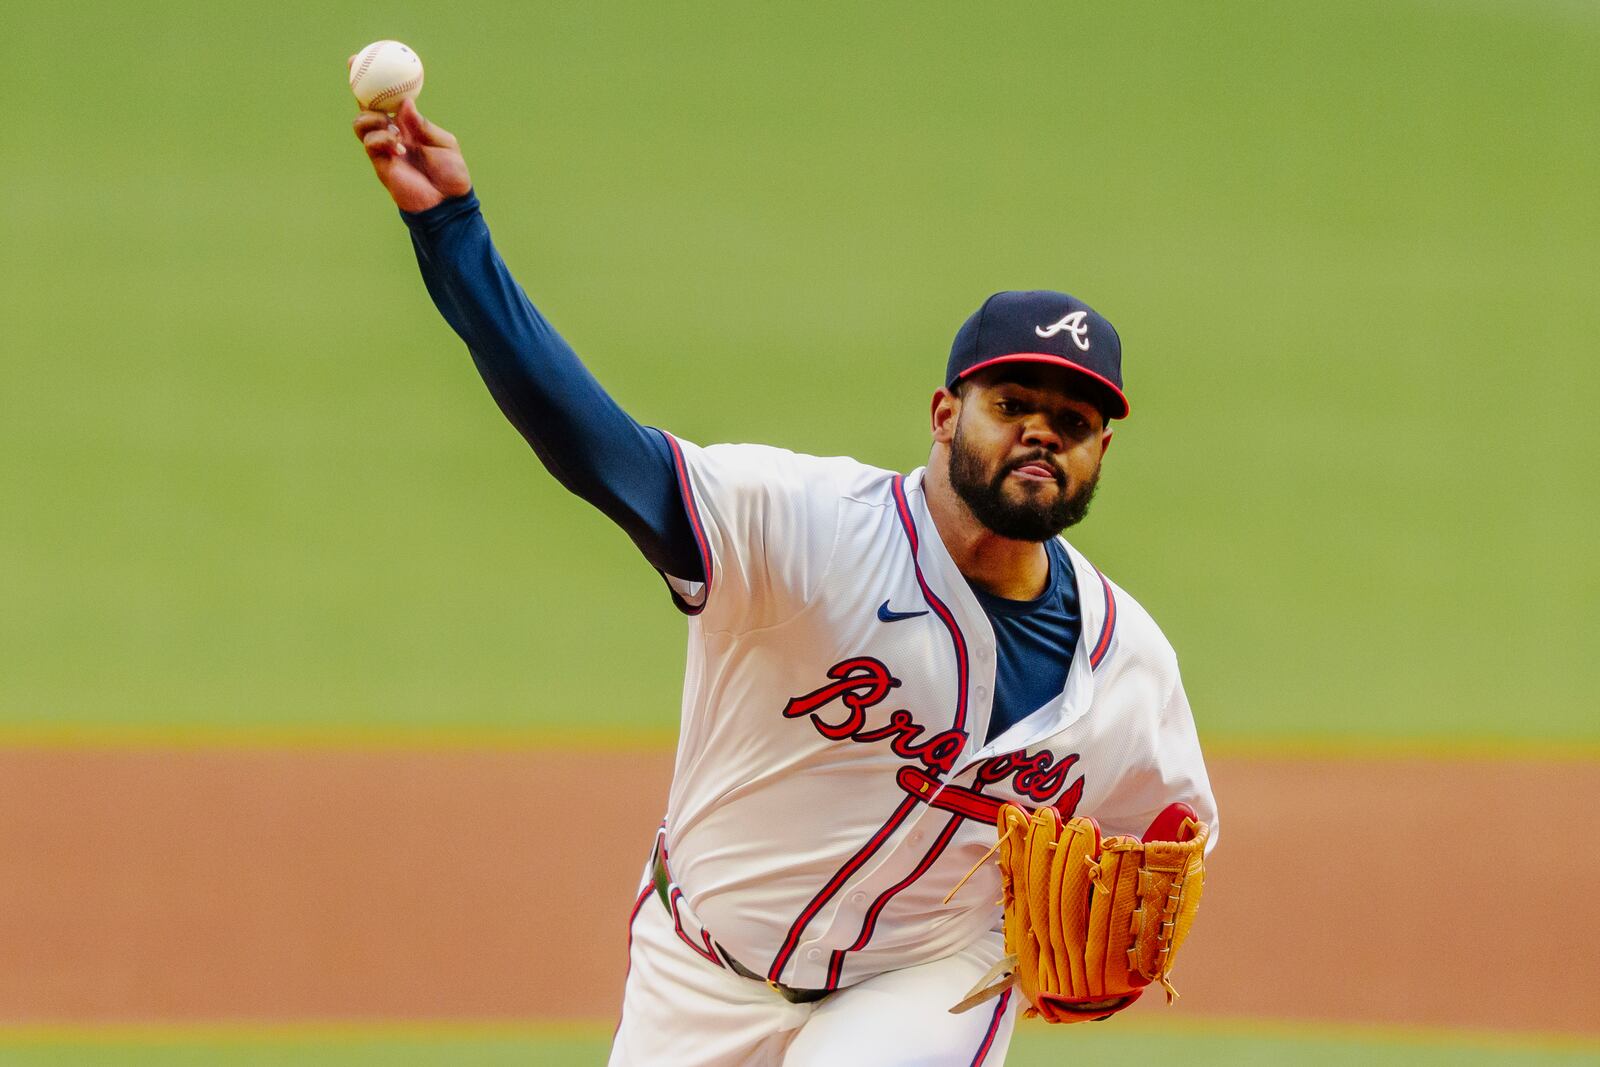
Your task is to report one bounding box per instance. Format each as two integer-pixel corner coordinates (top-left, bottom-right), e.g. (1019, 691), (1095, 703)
(954, 353), (1130, 419)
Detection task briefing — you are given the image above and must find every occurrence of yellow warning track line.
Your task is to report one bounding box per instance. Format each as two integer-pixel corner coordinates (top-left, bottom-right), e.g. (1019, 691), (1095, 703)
(0, 1017), (1595, 1052)
(1202, 733), (1600, 763)
(0, 723), (678, 752)
(1091, 1014), (1600, 1054)
(0, 723), (1595, 762)
(0, 1020), (608, 1047)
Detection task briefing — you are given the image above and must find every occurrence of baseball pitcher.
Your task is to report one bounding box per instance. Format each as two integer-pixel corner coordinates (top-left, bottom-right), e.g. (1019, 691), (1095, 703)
(353, 99), (1219, 1066)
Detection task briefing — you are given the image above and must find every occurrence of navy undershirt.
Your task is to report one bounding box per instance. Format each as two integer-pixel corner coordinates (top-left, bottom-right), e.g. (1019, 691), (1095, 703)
(402, 190), (1082, 744)
(966, 539), (1080, 742)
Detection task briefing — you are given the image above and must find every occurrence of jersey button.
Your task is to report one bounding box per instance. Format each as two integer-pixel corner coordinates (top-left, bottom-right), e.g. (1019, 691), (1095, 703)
(850, 892), (867, 905)
(806, 949), (823, 962)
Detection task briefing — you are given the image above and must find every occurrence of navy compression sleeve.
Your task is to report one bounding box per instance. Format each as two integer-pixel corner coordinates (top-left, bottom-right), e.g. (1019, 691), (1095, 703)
(400, 191), (703, 582)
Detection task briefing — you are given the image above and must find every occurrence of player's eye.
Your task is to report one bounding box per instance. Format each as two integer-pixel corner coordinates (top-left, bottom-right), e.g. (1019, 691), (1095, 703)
(996, 399), (1024, 415)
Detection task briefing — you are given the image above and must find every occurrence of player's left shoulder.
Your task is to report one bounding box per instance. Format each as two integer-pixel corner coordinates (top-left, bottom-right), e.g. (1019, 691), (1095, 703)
(1059, 539), (1181, 681)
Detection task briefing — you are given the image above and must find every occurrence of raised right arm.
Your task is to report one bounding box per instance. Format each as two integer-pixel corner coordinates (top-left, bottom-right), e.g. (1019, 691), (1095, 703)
(353, 102), (703, 582)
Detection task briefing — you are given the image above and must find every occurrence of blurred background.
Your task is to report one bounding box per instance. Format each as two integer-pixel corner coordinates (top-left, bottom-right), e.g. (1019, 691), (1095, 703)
(3, 1), (1597, 1064)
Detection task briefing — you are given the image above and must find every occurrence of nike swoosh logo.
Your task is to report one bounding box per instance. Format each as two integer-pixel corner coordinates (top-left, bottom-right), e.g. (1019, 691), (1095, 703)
(877, 600), (929, 623)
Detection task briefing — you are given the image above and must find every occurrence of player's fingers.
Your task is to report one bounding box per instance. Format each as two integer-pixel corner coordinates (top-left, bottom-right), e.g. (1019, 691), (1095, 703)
(361, 125), (408, 159)
(352, 110), (391, 140)
(397, 98), (458, 149)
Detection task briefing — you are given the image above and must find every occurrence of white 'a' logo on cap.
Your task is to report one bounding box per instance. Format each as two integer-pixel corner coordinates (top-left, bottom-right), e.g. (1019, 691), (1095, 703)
(1035, 311), (1092, 352)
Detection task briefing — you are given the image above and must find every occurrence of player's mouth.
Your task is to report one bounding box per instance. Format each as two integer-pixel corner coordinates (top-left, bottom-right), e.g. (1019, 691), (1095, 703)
(1007, 460), (1062, 485)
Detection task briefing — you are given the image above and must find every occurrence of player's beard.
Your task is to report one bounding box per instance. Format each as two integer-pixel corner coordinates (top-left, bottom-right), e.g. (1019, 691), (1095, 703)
(948, 420), (1099, 542)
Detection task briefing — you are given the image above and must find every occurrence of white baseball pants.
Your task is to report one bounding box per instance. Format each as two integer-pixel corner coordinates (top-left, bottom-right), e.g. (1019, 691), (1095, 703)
(608, 889), (1018, 1066)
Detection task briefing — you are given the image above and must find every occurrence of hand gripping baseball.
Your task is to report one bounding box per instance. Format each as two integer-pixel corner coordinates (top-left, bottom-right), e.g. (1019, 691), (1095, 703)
(351, 94), (472, 214)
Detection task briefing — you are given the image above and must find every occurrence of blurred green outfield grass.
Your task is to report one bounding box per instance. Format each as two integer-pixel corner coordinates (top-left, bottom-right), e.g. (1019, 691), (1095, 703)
(3, 1023), (1597, 1067)
(4, 1), (1597, 746)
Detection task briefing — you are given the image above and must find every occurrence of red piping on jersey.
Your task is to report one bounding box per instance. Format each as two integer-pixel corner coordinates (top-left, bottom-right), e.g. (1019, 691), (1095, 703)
(826, 811), (965, 988)
(656, 833), (726, 968)
(890, 475), (970, 735)
(1089, 567), (1116, 669)
(767, 795), (920, 982)
(767, 475), (973, 984)
(970, 987), (1014, 1065)
(661, 432), (713, 616)
(668, 887), (724, 966)
(611, 880), (656, 1043)
(764, 476), (966, 985)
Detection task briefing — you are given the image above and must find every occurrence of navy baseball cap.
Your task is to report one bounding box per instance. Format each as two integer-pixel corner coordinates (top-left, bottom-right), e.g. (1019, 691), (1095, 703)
(946, 290), (1128, 419)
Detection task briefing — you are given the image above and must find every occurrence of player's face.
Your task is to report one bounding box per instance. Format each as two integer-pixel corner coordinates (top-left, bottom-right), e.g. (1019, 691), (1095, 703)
(945, 367), (1109, 541)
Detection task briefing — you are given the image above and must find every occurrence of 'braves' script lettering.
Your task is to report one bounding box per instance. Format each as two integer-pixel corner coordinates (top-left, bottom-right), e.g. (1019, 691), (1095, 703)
(781, 657), (966, 775)
(851, 709), (966, 776)
(782, 657), (901, 739)
(975, 750), (1085, 815)
(782, 658), (1085, 815)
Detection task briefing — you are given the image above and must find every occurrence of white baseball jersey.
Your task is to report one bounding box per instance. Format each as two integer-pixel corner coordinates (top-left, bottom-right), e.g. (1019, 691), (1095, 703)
(650, 435), (1219, 993)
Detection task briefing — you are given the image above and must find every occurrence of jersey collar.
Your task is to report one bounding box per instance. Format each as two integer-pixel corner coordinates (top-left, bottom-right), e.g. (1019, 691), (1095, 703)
(902, 469), (1113, 763)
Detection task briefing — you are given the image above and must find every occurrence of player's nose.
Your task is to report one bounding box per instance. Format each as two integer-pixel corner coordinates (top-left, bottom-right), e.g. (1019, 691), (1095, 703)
(1019, 415), (1063, 451)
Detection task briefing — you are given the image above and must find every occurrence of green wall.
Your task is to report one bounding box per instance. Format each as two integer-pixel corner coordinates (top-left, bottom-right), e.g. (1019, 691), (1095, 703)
(4, 2), (1596, 744)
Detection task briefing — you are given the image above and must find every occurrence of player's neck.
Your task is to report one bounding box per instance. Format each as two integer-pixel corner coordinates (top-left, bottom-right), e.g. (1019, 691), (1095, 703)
(923, 460), (1051, 601)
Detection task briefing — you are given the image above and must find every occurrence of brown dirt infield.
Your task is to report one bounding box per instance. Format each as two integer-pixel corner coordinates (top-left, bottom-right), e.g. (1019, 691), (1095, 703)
(1, 750), (1595, 1033)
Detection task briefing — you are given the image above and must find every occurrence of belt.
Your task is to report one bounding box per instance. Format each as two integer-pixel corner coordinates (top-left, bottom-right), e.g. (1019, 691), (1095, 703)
(651, 844), (831, 1005)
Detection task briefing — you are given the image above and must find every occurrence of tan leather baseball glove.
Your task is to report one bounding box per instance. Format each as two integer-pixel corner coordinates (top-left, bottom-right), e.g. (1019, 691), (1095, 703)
(952, 802), (1208, 1023)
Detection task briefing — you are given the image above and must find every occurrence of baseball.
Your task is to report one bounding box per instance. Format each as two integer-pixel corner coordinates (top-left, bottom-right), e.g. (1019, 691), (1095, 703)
(349, 40), (424, 114)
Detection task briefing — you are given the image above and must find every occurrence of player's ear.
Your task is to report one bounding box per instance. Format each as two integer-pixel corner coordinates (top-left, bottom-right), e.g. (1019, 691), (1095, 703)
(931, 388), (959, 443)
(1100, 427), (1113, 456)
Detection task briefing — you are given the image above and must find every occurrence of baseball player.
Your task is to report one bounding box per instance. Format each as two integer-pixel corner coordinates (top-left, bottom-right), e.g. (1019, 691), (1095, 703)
(353, 101), (1218, 1066)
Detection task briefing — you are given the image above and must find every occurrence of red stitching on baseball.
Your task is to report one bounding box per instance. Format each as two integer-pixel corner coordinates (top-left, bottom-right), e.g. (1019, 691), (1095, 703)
(367, 73), (421, 109)
(352, 45), (382, 88)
